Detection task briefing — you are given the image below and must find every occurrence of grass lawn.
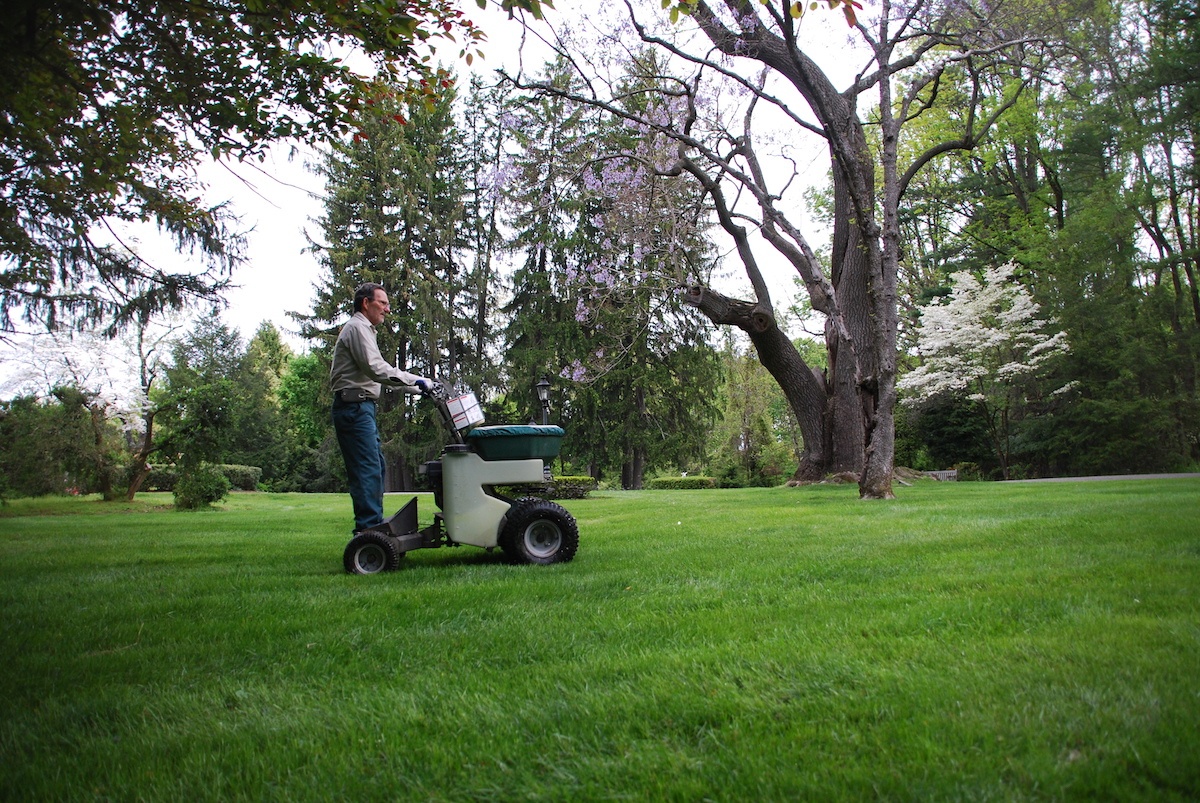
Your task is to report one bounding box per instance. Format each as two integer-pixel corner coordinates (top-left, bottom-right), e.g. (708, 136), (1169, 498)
(1, 479), (1198, 801)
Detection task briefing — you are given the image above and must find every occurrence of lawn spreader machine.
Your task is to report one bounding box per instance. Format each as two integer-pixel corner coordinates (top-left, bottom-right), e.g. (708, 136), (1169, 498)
(343, 385), (580, 574)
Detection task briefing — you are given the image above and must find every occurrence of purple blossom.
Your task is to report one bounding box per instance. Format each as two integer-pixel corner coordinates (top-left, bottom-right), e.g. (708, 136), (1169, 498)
(560, 360), (587, 382)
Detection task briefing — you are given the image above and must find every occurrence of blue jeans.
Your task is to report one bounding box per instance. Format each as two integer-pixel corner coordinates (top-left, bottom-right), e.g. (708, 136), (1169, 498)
(332, 400), (385, 531)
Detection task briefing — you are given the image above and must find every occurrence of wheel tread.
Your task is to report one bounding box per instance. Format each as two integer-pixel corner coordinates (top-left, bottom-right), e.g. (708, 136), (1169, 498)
(500, 497), (579, 565)
(344, 531), (402, 574)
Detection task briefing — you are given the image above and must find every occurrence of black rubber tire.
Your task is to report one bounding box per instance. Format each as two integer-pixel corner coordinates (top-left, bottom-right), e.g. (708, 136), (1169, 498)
(500, 498), (579, 565)
(344, 531), (402, 574)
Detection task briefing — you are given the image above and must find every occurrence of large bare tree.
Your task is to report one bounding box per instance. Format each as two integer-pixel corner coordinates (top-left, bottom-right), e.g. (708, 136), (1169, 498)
(507, 0), (1052, 497)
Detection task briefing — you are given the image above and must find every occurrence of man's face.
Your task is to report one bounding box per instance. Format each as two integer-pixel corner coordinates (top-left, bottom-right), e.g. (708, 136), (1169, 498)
(362, 289), (390, 326)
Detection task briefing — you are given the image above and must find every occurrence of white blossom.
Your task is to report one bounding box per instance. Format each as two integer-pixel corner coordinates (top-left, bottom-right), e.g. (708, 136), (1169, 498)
(899, 262), (1070, 406)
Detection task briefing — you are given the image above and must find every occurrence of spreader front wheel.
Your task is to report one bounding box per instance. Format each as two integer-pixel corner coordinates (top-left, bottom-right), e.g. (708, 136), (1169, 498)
(344, 531), (402, 574)
(500, 498), (579, 565)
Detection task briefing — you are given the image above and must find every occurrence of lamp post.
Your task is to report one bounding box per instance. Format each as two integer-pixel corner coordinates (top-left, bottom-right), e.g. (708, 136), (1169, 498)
(535, 377), (551, 426)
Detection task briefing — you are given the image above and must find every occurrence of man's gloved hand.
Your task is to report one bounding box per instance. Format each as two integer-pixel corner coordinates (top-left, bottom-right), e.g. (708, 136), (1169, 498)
(415, 378), (445, 398)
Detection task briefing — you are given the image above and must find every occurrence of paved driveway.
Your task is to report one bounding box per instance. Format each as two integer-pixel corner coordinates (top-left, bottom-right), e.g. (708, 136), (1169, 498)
(1007, 473), (1200, 482)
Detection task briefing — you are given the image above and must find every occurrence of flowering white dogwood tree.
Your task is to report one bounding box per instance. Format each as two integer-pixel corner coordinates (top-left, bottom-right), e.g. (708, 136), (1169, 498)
(898, 263), (1071, 478)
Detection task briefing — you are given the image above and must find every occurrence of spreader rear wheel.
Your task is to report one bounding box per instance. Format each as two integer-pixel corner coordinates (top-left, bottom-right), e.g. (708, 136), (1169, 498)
(344, 531), (402, 574)
(500, 498), (579, 565)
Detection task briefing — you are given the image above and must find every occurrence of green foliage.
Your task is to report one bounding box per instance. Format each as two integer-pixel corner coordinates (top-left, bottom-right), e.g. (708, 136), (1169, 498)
(156, 318), (296, 486)
(480, 0), (553, 18)
(271, 352), (349, 493)
(706, 344), (798, 487)
(501, 54), (722, 488)
(892, 0), (1199, 476)
(277, 353), (332, 449)
(144, 465), (178, 492)
(221, 465), (263, 492)
(892, 406), (937, 471)
(951, 461), (983, 481)
(0, 0), (501, 333)
(501, 56), (595, 426)
(225, 323), (293, 482)
(172, 462), (231, 509)
(158, 319), (246, 466)
(146, 464), (261, 492)
(0, 387), (126, 498)
(454, 75), (518, 400)
(2, 481), (1198, 798)
(0, 395), (71, 497)
(909, 398), (995, 474)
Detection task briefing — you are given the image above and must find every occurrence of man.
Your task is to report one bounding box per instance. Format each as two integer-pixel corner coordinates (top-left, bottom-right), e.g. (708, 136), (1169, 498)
(330, 282), (434, 533)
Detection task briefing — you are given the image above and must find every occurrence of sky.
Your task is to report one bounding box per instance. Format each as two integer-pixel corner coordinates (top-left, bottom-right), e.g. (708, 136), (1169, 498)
(198, 144), (327, 346)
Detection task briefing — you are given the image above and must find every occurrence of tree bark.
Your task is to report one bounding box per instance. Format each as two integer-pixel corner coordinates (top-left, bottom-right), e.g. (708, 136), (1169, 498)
(124, 419), (156, 501)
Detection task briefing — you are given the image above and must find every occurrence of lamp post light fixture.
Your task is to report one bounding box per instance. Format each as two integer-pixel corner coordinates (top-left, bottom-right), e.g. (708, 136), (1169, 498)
(535, 377), (551, 425)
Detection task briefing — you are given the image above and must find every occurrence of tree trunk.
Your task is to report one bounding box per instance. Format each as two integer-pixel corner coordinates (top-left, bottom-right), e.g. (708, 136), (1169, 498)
(124, 408), (158, 501)
(826, 170), (870, 477)
(621, 447), (647, 490)
(689, 1), (896, 497)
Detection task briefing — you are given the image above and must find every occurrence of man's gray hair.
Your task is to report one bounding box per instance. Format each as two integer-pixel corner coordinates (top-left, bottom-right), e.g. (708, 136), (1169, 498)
(353, 282), (385, 313)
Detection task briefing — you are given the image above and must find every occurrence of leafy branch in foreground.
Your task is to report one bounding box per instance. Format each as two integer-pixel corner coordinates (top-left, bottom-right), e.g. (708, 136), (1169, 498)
(0, 0), (546, 336)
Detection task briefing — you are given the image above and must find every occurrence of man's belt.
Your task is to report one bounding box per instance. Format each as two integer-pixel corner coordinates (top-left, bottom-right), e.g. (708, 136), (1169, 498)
(335, 388), (375, 403)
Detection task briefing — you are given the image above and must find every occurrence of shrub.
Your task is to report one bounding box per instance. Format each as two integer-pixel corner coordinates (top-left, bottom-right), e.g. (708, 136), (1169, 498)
(174, 463), (231, 509)
(952, 462), (983, 481)
(547, 475), (598, 499)
(646, 476), (718, 490)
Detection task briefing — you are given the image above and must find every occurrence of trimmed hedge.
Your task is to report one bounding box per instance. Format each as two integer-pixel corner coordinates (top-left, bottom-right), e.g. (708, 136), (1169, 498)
(645, 476), (718, 490)
(221, 465), (262, 491)
(146, 464), (262, 492)
(494, 475), (598, 500)
(145, 465), (178, 492)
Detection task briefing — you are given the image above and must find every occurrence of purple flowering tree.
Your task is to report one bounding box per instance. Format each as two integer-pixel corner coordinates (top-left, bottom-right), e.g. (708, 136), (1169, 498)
(501, 55), (722, 486)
